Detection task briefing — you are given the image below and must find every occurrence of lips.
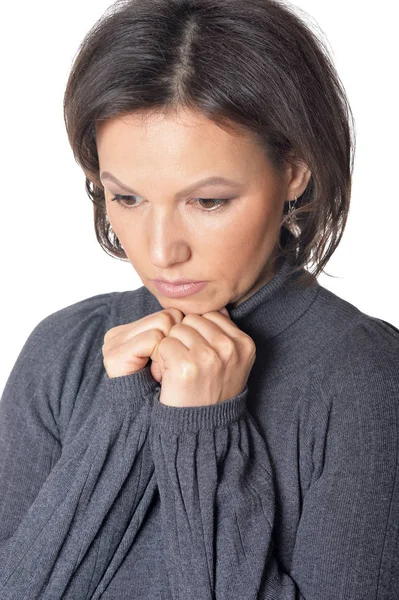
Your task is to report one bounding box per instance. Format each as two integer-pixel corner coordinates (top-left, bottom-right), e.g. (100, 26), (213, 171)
(153, 280), (208, 298)
(154, 279), (204, 285)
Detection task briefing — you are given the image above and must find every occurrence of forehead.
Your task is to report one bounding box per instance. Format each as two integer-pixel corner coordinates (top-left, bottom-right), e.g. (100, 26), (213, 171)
(95, 108), (265, 173)
(96, 107), (249, 142)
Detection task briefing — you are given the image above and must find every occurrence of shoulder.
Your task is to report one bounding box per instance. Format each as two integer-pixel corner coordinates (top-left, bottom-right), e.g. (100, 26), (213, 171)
(9, 284), (159, 390)
(1, 291), (128, 441)
(9, 283), (161, 391)
(314, 284), (398, 378)
(3, 291), (120, 420)
(307, 283), (398, 368)
(310, 290), (399, 421)
(340, 313), (399, 407)
(22, 290), (119, 360)
(304, 292), (399, 481)
(342, 312), (399, 372)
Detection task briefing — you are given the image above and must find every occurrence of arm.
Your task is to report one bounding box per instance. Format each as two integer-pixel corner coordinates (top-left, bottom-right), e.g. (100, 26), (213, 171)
(0, 299), (159, 600)
(149, 385), (291, 600)
(290, 327), (399, 599)
(148, 328), (399, 600)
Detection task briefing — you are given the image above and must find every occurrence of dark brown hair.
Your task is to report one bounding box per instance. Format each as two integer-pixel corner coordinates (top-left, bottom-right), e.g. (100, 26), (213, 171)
(63, 0), (355, 285)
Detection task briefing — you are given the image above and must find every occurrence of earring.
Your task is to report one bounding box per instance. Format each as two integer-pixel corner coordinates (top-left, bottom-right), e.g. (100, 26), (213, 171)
(288, 195), (297, 214)
(285, 195), (301, 238)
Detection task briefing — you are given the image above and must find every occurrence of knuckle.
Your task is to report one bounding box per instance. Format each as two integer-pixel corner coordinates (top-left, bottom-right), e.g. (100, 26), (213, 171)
(243, 335), (257, 357)
(154, 328), (165, 342)
(200, 346), (217, 364)
(181, 313), (198, 326)
(159, 311), (184, 333)
(160, 312), (176, 329)
(169, 322), (185, 334)
(169, 323), (181, 335)
(103, 345), (117, 361)
(103, 356), (112, 372)
(104, 324), (123, 341)
(163, 307), (184, 323)
(158, 334), (172, 349)
(103, 330), (112, 344)
(220, 337), (236, 358)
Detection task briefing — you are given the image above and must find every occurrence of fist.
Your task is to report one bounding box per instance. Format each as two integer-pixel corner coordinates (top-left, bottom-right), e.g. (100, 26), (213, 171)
(155, 311), (256, 407)
(102, 308), (185, 382)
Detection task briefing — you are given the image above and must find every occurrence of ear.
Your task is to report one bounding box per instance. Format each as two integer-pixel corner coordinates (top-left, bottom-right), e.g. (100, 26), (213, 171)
(284, 154), (312, 199)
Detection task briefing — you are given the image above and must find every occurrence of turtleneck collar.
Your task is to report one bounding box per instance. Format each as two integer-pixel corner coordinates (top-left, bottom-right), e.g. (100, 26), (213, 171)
(226, 256), (320, 339)
(118, 256), (321, 341)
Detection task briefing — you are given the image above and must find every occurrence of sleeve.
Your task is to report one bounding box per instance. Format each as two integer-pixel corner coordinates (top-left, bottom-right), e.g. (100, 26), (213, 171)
(149, 386), (286, 599)
(290, 322), (399, 599)
(148, 321), (399, 600)
(0, 294), (160, 600)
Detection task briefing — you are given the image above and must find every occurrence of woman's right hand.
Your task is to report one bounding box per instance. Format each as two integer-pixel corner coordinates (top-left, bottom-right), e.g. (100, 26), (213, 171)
(102, 308), (185, 381)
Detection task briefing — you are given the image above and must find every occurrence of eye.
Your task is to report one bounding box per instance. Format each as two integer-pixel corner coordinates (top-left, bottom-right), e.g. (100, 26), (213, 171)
(191, 197), (232, 212)
(110, 194), (142, 208)
(110, 194), (233, 212)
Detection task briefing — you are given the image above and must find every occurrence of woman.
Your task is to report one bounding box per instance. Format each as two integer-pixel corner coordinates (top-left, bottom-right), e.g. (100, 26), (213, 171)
(0, 0), (398, 598)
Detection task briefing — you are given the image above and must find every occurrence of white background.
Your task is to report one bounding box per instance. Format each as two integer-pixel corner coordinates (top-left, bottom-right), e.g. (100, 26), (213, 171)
(1, 0), (398, 396)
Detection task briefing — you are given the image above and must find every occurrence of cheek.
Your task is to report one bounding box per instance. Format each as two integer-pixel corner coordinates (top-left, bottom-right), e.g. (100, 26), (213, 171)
(214, 207), (275, 255)
(214, 208), (280, 279)
(106, 205), (136, 242)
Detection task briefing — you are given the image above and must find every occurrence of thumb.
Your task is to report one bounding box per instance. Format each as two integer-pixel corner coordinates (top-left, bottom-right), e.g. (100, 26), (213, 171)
(218, 307), (230, 317)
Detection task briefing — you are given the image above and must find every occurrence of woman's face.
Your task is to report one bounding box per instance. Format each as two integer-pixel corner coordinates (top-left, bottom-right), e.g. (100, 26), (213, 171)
(96, 108), (310, 314)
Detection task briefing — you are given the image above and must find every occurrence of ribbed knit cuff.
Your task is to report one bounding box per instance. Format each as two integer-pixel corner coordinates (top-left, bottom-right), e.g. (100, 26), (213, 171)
(104, 364), (160, 412)
(150, 385), (248, 433)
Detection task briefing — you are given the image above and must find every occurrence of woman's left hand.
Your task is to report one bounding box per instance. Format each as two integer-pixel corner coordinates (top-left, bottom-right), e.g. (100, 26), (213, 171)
(152, 309), (257, 407)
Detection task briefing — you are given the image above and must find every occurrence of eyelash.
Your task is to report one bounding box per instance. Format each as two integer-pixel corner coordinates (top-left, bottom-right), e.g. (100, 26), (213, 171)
(110, 194), (233, 213)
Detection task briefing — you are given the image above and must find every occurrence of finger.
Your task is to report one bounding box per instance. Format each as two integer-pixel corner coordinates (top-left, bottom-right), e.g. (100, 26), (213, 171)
(157, 336), (190, 371)
(203, 313), (256, 365)
(166, 323), (210, 351)
(170, 316), (239, 364)
(104, 308), (184, 347)
(181, 312), (243, 346)
(104, 328), (164, 377)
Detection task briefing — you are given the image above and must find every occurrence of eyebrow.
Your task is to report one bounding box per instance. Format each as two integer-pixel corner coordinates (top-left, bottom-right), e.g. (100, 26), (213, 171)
(100, 171), (244, 198)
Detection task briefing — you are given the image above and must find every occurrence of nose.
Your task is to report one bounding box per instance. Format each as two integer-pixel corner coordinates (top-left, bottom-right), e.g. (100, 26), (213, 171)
(147, 207), (191, 268)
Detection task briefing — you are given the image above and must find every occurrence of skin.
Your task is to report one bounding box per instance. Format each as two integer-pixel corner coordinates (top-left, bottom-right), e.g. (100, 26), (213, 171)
(95, 108), (311, 316)
(97, 108), (312, 405)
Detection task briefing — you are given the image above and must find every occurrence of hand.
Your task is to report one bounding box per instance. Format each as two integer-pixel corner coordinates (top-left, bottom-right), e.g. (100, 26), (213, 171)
(102, 308), (185, 380)
(153, 311), (256, 407)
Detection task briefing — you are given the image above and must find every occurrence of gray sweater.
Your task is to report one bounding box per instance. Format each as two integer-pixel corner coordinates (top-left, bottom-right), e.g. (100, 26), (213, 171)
(0, 257), (398, 599)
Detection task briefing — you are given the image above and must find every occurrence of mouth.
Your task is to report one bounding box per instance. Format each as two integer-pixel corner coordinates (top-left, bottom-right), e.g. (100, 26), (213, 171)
(153, 280), (208, 298)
